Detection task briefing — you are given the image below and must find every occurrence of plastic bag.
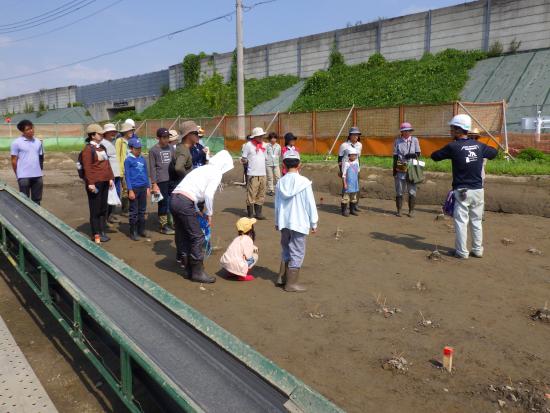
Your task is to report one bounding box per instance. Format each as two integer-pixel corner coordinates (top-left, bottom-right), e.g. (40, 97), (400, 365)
(107, 186), (121, 206)
(151, 192), (164, 203)
(442, 189), (455, 216)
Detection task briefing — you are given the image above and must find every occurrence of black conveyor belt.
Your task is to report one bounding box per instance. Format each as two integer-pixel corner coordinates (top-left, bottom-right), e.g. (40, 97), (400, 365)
(0, 191), (288, 412)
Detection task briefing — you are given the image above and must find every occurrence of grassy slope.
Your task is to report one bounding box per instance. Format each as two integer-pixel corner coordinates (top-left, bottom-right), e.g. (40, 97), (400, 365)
(116, 75), (299, 120)
(291, 49), (486, 111)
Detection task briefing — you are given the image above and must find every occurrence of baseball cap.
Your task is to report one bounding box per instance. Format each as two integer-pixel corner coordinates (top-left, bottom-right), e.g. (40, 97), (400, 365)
(156, 127), (169, 138)
(236, 217), (256, 233)
(128, 138), (142, 148)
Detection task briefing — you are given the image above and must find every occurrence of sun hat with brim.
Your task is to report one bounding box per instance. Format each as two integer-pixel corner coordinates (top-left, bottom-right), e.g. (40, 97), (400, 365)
(250, 127), (267, 138)
(400, 122), (414, 132)
(283, 149), (300, 160)
(119, 122), (135, 133)
(180, 120), (199, 138)
(128, 138), (142, 148)
(236, 217), (257, 233)
(103, 123), (117, 133)
(348, 126), (361, 135)
(469, 127), (481, 136)
(86, 124), (104, 135)
(168, 129), (180, 142)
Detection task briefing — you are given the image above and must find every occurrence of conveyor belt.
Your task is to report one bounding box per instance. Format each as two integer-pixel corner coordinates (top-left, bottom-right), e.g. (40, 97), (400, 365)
(0, 190), (288, 412)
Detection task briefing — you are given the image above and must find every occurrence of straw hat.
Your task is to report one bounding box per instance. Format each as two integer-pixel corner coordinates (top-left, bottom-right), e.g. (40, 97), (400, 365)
(119, 122), (135, 133)
(236, 217), (256, 233)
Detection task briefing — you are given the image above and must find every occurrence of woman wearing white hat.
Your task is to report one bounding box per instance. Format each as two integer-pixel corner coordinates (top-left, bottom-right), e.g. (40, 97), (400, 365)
(101, 123), (121, 223)
(241, 127), (268, 219)
(115, 122), (135, 214)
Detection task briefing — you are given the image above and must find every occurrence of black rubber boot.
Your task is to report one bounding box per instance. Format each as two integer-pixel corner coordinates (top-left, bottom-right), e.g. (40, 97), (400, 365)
(137, 220), (147, 237)
(178, 254), (190, 278)
(408, 195), (416, 218)
(129, 223), (139, 241)
(276, 261), (288, 286)
(254, 204), (266, 220)
(396, 196), (403, 217)
(99, 217), (111, 242)
(341, 203), (350, 217)
(189, 259), (216, 283)
(284, 268), (307, 292)
(350, 203), (359, 216)
(246, 205), (254, 218)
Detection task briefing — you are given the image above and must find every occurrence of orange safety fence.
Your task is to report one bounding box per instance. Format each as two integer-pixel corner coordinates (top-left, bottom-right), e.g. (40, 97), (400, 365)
(0, 101), (506, 155)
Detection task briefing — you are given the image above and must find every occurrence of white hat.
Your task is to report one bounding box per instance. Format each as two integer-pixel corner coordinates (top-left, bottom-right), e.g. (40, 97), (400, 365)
(168, 129), (180, 142)
(119, 122), (135, 133)
(347, 147), (358, 156)
(250, 127), (267, 138)
(103, 123), (117, 133)
(125, 118), (136, 128)
(449, 114), (472, 132)
(283, 149), (300, 160)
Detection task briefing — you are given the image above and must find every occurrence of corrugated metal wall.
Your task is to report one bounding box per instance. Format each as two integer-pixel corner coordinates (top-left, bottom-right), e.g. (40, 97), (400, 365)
(75, 70), (169, 105)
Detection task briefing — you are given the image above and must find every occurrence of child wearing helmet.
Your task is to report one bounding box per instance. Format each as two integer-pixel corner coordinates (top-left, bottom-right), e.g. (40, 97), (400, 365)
(220, 217), (259, 281)
(341, 147), (360, 217)
(393, 122), (421, 217)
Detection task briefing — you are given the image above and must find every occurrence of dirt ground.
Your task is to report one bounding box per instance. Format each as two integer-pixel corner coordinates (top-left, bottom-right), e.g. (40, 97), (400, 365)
(1, 157), (550, 413)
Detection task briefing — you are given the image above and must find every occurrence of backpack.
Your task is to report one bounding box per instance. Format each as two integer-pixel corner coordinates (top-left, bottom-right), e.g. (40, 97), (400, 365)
(76, 144), (97, 180)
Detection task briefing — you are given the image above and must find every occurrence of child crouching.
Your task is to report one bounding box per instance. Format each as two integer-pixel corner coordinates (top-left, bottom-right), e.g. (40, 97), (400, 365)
(341, 147), (360, 217)
(220, 217), (259, 281)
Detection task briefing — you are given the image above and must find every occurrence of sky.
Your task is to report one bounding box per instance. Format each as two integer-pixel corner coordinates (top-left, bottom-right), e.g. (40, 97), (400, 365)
(0, 0), (466, 99)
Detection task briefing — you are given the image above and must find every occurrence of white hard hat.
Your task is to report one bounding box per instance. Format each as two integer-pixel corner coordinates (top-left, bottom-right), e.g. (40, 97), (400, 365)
(125, 118), (136, 128)
(103, 123), (117, 133)
(449, 114), (472, 132)
(250, 127), (267, 138)
(347, 147), (358, 156)
(283, 149), (300, 160)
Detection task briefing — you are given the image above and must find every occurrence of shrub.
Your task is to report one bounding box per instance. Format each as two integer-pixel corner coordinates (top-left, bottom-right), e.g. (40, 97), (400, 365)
(517, 147), (545, 161)
(508, 38), (521, 54)
(328, 46), (345, 70)
(182, 52), (206, 89)
(24, 102), (34, 113)
(487, 41), (503, 57)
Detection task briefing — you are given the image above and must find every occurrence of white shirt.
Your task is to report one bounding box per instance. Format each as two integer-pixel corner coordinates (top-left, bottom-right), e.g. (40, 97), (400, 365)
(338, 141), (363, 163)
(241, 141), (267, 176)
(172, 150), (234, 216)
(101, 139), (120, 177)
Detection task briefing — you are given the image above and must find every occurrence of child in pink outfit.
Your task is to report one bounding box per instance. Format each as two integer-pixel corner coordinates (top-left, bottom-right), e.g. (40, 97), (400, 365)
(220, 217), (258, 281)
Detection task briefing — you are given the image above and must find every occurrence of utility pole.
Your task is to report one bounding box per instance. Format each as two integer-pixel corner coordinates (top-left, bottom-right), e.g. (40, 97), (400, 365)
(236, 0), (245, 139)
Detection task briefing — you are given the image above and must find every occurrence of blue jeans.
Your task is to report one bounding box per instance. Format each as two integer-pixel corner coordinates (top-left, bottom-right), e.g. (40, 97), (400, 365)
(18, 176), (43, 204)
(129, 187), (147, 225)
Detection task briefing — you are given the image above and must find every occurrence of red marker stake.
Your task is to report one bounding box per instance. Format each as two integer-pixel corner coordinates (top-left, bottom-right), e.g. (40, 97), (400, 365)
(443, 346), (454, 372)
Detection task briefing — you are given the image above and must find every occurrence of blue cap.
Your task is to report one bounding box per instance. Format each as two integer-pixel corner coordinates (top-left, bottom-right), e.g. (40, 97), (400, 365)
(128, 138), (142, 148)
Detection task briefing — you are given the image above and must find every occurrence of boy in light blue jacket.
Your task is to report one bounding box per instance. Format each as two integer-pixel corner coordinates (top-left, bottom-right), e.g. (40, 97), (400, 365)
(274, 150), (318, 292)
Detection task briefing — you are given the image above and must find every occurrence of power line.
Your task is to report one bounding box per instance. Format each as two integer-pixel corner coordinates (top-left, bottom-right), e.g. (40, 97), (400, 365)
(0, 0), (124, 45)
(0, 0), (82, 28)
(0, 0), (97, 34)
(0, 0), (277, 82)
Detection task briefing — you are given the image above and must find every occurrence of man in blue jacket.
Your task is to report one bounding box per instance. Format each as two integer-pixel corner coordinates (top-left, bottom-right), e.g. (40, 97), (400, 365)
(431, 114), (498, 259)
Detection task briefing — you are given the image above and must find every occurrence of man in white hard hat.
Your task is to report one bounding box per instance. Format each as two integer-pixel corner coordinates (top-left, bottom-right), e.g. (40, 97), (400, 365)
(241, 127), (268, 219)
(431, 114), (498, 259)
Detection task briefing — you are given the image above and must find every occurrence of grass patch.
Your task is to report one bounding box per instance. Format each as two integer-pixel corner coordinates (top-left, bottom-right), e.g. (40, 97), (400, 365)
(298, 155), (550, 176)
(114, 75), (299, 121)
(291, 49), (486, 111)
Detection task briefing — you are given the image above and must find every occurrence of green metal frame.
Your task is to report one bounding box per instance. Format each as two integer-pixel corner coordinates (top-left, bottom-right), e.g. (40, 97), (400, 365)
(0, 182), (344, 413)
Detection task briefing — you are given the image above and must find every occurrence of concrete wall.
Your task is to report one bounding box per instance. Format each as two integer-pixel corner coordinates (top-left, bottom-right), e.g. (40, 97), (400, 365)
(0, 86), (76, 115)
(162, 0), (547, 88)
(85, 96), (159, 121)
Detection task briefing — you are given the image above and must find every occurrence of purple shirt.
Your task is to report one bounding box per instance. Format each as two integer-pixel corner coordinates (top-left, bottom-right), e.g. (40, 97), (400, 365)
(10, 136), (44, 179)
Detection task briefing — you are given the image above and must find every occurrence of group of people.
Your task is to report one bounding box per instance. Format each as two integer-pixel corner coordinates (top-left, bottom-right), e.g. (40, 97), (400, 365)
(9, 111), (497, 293)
